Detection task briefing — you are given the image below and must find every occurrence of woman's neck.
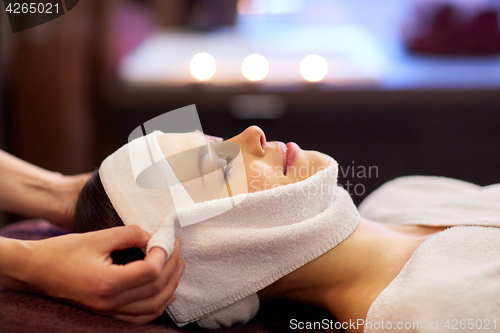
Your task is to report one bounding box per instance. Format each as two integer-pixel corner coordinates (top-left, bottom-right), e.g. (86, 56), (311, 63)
(260, 219), (446, 332)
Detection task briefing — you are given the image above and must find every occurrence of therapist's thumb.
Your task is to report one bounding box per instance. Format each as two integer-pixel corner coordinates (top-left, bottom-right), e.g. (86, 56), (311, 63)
(97, 225), (151, 252)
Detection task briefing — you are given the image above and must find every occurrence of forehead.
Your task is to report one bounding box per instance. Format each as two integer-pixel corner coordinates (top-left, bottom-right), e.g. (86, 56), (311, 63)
(157, 131), (207, 157)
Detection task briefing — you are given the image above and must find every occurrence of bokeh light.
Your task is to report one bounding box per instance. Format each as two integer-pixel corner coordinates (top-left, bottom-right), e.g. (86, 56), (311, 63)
(300, 54), (328, 82)
(241, 54), (269, 82)
(190, 52), (216, 81)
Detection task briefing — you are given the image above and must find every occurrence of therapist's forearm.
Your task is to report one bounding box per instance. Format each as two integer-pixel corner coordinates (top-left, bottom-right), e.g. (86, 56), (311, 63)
(0, 236), (34, 291)
(0, 150), (87, 227)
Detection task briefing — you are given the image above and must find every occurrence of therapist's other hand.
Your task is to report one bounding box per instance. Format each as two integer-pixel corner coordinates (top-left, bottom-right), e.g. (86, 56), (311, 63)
(13, 226), (184, 324)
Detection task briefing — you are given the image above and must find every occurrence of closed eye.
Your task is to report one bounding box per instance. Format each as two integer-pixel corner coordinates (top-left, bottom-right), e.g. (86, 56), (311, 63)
(222, 156), (234, 179)
(207, 141), (240, 181)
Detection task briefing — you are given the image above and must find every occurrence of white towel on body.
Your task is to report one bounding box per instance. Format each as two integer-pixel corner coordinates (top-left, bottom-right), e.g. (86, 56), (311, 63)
(359, 176), (500, 227)
(358, 176), (500, 332)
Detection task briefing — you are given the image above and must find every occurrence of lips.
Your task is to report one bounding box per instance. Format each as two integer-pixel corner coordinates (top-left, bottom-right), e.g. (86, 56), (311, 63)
(278, 142), (287, 174)
(279, 141), (299, 175)
(285, 142), (298, 175)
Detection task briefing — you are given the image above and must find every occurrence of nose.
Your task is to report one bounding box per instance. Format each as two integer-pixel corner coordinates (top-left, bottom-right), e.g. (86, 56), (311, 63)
(231, 126), (266, 157)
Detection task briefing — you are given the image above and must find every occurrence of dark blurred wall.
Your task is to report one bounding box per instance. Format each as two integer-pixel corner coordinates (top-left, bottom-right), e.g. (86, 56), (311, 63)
(1, 8), (9, 227)
(1, 7), (8, 150)
(8, 0), (95, 174)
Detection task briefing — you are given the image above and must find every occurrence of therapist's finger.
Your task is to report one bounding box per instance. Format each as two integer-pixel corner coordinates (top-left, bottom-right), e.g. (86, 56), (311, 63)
(97, 226), (151, 253)
(106, 239), (180, 294)
(111, 260), (184, 316)
(104, 249), (182, 311)
(112, 298), (173, 325)
(112, 311), (165, 325)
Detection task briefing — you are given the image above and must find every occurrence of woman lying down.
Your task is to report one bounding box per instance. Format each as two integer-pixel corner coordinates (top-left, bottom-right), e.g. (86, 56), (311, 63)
(74, 126), (500, 333)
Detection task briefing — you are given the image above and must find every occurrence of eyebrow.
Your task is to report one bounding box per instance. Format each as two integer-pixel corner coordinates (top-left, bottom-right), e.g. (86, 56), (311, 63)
(198, 148), (205, 176)
(163, 132), (215, 180)
(183, 132), (211, 175)
(197, 146), (213, 186)
(197, 145), (214, 177)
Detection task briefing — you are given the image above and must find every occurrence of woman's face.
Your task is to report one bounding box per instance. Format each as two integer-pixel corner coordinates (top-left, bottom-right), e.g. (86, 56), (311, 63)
(225, 126), (331, 192)
(158, 126), (331, 194)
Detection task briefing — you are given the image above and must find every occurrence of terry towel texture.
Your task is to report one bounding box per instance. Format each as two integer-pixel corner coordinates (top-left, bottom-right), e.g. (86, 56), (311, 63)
(359, 176), (500, 332)
(100, 131), (360, 328)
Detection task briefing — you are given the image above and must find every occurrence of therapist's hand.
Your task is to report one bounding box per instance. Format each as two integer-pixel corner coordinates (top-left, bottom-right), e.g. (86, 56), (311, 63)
(5, 225), (184, 324)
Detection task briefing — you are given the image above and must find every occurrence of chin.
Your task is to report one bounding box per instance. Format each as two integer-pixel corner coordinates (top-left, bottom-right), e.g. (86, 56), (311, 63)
(305, 150), (331, 167)
(286, 151), (329, 181)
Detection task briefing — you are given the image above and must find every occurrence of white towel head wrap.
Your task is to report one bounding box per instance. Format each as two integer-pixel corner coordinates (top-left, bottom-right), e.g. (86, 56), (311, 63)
(100, 130), (360, 328)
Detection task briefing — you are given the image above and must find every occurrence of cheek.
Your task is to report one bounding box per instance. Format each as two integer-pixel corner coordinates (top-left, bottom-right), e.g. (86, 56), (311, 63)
(244, 161), (287, 193)
(245, 160), (264, 179)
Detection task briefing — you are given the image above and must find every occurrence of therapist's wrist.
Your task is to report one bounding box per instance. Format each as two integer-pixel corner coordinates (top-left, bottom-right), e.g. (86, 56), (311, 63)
(43, 172), (90, 229)
(0, 237), (35, 291)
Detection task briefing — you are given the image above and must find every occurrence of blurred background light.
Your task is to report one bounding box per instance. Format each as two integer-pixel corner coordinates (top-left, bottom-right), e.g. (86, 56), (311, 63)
(189, 52), (216, 81)
(300, 54), (328, 82)
(237, 0), (306, 15)
(241, 54), (269, 82)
